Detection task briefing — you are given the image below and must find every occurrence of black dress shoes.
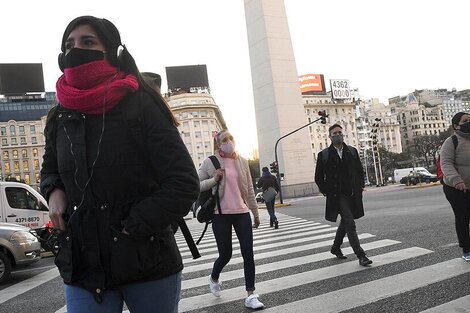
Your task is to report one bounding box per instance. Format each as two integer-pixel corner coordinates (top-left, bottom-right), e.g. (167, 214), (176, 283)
(274, 221), (279, 229)
(359, 256), (373, 266)
(330, 246), (347, 259)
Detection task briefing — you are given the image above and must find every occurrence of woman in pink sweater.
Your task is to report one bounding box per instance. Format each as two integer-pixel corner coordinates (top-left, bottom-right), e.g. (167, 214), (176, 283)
(198, 130), (263, 309)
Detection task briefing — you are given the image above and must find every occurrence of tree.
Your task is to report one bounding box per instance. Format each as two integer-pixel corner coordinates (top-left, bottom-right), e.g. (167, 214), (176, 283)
(408, 135), (442, 169)
(248, 158), (260, 182)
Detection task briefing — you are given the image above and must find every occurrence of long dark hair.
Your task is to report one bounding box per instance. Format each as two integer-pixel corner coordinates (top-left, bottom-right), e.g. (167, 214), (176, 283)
(61, 16), (178, 126)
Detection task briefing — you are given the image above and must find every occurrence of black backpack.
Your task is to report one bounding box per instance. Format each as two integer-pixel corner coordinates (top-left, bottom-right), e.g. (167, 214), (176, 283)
(194, 155), (222, 245)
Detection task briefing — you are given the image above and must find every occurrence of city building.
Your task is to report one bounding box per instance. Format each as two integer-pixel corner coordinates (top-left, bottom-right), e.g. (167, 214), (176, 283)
(392, 94), (448, 150)
(0, 93), (55, 189)
(165, 92), (227, 168)
(302, 92), (358, 163)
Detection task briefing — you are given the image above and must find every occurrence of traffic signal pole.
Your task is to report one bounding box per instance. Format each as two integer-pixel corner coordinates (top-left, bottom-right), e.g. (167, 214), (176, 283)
(274, 111), (328, 204)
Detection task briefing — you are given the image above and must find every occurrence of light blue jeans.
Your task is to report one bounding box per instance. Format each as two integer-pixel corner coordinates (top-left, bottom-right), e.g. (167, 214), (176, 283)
(65, 271), (181, 313)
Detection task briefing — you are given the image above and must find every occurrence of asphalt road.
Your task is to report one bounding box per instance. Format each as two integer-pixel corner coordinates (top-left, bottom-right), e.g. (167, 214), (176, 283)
(1, 183), (469, 313)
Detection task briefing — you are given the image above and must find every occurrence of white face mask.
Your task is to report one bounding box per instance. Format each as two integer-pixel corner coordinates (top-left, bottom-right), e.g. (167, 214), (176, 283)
(220, 141), (235, 154)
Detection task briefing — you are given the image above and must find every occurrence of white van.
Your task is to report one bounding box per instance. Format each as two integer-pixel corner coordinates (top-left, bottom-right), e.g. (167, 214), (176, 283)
(0, 181), (50, 230)
(393, 167), (431, 183)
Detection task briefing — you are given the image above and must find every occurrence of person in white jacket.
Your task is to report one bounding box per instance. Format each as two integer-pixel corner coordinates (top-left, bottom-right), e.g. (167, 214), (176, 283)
(198, 130), (264, 310)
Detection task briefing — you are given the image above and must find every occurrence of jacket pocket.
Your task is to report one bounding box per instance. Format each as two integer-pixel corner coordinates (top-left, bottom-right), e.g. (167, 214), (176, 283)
(109, 228), (162, 284)
(54, 229), (74, 283)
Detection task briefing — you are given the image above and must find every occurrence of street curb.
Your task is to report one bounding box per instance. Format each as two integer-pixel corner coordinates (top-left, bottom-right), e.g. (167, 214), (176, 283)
(258, 203), (292, 209)
(403, 182), (440, 189)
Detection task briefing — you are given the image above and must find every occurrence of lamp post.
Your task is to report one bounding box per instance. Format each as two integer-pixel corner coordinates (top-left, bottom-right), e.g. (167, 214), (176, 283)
(371, 118), (384, 186)
(274, 110), (328, 204)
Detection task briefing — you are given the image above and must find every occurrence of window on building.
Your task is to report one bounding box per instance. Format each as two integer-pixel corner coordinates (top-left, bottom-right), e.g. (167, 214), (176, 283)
(31, 137), (37, 144)
(10, 125), (16, 136)
(0, 127), (6, 136)
(192, 111), (199, 117)
(195, 131), (201, 138)
(14, 161), (20, 172)
(34, 159), (40, 170)
(33, 148), (38, 157)
(2, 138), (7, 146)
(11, 138), (17, 145)
(24, 174), (30, 185)
(30, 125), (36, 134)
(19, 126), (25, 135)
(4, 162), (10, 173)
(23, 160), (29, 171)
(35, 173), (40, 184)
(201, 111), (207, 117)
(3, 151), (9, 160)
(20, 137), (26, 145)
(22, 149), (27, 158)
(12, 150), (18, 159)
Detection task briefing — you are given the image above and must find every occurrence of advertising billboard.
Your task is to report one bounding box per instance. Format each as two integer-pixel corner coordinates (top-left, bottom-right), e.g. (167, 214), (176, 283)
(298, 74), (325, 94)
(330, 79), (351, 100)
(166, 64), (209, 92)
(0, 63), (45, 95)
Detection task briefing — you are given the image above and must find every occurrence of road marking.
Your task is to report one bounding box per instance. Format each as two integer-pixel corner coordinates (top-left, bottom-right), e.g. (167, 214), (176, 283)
(178, 246), (428, 311)
(0, 267), (59, 305)
(182, 239), (400, 290)
(263, 258), (470, 313)
(420, 294), (470, 312)
(180, 224), (334, 258)
(12, 265), (56, 274)
(182, 233), (375, 273)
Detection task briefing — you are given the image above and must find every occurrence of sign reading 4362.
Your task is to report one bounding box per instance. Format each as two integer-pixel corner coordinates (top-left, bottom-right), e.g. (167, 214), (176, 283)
(330, 79), (351, 100)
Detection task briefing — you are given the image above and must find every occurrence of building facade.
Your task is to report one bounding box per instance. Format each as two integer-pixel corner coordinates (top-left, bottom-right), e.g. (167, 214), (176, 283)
(393, 94), (449, 150)
(166, 92), (227, 168)
(0, 94), (55, 189)
(302, 93), (358, 163)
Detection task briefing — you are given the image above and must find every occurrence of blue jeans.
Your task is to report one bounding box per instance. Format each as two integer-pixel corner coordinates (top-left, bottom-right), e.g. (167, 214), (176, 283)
(211, 213), (255, 291)
(265, 199), (277, 223)
(65, 271), (181, 313)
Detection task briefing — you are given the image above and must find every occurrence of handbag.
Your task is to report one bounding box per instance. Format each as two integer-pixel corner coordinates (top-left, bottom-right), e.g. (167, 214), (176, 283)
(195, 156), (222, 245)
(262, 186), (277, 202)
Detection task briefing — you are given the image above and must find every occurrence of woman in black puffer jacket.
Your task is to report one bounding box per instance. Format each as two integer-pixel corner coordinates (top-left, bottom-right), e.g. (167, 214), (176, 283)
(40, 16), (199, 313)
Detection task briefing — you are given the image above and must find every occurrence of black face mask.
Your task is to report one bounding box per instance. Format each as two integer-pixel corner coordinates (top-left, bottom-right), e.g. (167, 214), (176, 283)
(63, 48), (105, 69)
(460, 122), (470, 134)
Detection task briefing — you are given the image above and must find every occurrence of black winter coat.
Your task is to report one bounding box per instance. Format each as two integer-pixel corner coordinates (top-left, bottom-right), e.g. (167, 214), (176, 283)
(257, 174), (279, 192)
(40, 89), (199, 297)
(314, 144), (365, 222)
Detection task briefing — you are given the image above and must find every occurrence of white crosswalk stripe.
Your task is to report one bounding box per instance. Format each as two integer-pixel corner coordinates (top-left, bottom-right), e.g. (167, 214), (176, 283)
(2, 211), (469, 313)
(175, 212), (470, 312)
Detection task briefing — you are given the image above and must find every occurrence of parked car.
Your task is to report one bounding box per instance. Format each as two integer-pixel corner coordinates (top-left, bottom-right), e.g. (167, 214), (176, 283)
(400, 172), (438, 185)
(255, 192), (265, 203)
(0, 222), (41, 283)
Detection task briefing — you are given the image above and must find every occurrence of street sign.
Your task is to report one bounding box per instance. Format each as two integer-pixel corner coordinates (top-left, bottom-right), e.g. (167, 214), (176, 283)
(330, 79), (351, 100)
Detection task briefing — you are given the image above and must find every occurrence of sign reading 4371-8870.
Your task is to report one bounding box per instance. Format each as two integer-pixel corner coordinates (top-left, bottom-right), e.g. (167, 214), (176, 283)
(330, 79), (351, 100)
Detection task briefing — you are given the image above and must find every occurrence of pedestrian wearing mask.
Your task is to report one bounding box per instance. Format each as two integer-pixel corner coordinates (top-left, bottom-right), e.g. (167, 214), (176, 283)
(41, 16), (199, 313)
(440, 112), (470, 261)
(257, 167), (280, 228)
(198, 130), (264, 309)
(315, 124), (372, 266)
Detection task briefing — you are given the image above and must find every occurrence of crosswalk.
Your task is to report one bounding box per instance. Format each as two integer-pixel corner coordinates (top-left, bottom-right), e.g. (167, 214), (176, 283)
(174, 212), (470, 313)
(2, 211), (470, 313)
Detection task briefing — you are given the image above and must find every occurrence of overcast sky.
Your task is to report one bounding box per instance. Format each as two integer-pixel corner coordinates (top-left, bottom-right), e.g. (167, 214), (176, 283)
(1, 0), (469, 157)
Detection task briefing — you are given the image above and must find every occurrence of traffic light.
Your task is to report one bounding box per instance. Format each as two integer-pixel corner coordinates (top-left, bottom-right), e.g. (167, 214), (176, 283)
(270, 161), (278, 173)
(318, 110), (328, 124)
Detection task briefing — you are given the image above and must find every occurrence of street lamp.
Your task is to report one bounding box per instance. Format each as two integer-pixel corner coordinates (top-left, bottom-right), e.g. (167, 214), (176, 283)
(371, 118), (384, 186)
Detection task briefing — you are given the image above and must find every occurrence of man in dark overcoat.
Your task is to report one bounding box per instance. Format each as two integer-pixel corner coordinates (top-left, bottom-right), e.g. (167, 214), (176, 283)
(314, 124), (372, 266)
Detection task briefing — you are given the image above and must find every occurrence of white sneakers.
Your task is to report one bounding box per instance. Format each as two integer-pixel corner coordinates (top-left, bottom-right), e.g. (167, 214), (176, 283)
(245, 294), (265, 309)
(208, 276), (264, 309)
(463, 252), (470, 261)
(208, 275), (221, 297)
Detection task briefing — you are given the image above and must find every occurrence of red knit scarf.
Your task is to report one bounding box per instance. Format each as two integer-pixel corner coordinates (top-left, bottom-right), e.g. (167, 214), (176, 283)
(56, 60), (139, 114)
